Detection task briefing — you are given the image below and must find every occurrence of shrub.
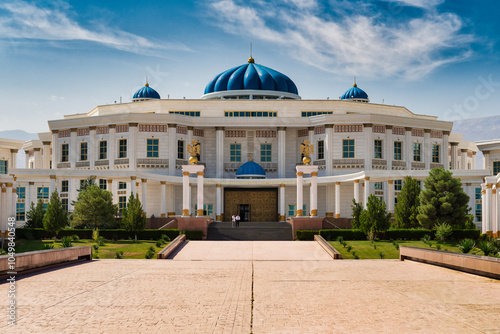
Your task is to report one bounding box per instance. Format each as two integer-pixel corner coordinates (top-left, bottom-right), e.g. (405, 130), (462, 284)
(336, 236), (344, 243)
(435, 223), (453, 242)
(354, 254), (360, 259)
(351, 251), (357, 257)
(435, 244), (441, 250)
(71, 234), (80, 241)
(42, 243), (54, 250)
(181, 230), (204, 240)
(92, 228), (100, 242)
(145, 247), (155, 259)
(373, 244), (377, 250)
(295, 230), (317, 241)
(478, 241), (497, 257)
(359, 195), (391, 240)
(319, 229), (366, 241)
(156, 240), (163, 248)
(92, 244), (99, 251)
(449, 229), (481, 240)
(115, 251), (124, 259)
(161, 234), (171, 242)
(379, 252), (385, 259)
(60, 236), (73, 248)
(458, 239), (476, 254)
(97, 236), (105, 246)
(346, 245), (352, 252)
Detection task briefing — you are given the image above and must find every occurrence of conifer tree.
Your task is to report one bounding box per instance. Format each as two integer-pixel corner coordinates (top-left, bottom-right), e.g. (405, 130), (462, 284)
(359, 195), (392, 239)
(393, 176), (421, 228)
(42, 190), (68, 238)
(121, 194), (147, 242)
(26, 199), (46, 228)
(351, 198), (363, 229)
(71, 185), (117, 229)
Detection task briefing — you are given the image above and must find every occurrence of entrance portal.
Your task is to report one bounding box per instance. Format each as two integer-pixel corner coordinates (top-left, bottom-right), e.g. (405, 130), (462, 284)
(224, 188), (278, 222)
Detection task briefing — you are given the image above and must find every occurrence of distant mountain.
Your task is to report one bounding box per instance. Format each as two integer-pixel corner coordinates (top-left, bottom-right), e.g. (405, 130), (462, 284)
(0, 129), (38, 141)
(452, 116), (500, 142)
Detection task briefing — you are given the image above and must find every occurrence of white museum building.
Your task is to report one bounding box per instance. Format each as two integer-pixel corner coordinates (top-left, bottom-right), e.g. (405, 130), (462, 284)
(0, 57), (498, 235)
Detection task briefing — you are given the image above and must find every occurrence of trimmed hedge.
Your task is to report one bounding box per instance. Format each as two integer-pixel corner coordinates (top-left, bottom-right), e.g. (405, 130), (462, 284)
(320, 229), (366, 241)
(181, 230), (204, 240)
(15, 228), (180, 241)
(295, 230), (317, 241)
(450, 229), (481, 241)
(383, 229), (435, 241)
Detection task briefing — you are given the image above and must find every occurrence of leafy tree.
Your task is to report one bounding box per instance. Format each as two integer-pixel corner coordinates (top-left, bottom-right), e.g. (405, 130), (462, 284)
(26, 199), (46, 228)
(359, 195), (392, 240)
(122, 194), (147, 242)
(351, 199), (363, 229)
(393, 176), (421, 228)
(42, 190), (68, 238)
(435, 223), (453, 242)
(417, 168), (470, 229)
(71, 185), (117, 229)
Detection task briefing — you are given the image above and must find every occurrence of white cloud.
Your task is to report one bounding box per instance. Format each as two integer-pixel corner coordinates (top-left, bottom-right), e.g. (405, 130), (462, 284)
(207, 0), (473, 79)
(0, 0), (190, 55)
(381, 0), (445, 9)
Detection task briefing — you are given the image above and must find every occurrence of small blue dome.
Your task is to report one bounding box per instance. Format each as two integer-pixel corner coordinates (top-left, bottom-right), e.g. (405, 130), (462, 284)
(341, 83), (369, 102)
(204, 59), (299, 96)
(236, 160), (266, 178)
(133, 83), (160, 101)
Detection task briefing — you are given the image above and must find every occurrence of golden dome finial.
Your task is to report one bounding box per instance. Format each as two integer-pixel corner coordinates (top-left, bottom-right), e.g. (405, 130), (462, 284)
(145, 76), (149, 87)
(249, 157), (254, 161)
(248, 42), (254, 63)
(353, 76), (357, 87)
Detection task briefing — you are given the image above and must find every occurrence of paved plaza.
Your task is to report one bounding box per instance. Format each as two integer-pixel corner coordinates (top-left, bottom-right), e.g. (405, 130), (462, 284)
(1, 241), (500, 333)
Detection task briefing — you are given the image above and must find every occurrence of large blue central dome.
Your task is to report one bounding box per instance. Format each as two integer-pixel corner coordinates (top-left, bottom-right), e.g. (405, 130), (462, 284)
(202, 58), (300, 99)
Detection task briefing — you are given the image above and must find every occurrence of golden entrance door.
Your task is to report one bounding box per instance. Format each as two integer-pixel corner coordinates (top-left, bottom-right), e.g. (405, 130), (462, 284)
(224, 188), (278, 222)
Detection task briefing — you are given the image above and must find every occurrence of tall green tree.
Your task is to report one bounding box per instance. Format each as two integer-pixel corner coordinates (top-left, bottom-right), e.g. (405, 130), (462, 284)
(351, 198), (363, 229)
(42, 190), (68, 238)
(26, 199), (46, 228)
(71, 185), (117, 229)
(121, 194), (147, 242)
(359, 195), (392, 240)
(417, 168), (470, 229)
(393, 176), (421, 228)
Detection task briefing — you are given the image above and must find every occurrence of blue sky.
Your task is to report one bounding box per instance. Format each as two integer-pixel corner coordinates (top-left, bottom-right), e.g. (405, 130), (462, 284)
(0, 0), (499, 133)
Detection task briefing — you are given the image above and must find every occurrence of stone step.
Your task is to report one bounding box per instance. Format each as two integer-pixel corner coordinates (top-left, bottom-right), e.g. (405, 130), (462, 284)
(207, 222), (293, 241)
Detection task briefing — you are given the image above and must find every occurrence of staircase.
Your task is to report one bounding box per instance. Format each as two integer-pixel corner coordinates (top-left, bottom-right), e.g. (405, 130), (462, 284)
(207, 222), (293, 241)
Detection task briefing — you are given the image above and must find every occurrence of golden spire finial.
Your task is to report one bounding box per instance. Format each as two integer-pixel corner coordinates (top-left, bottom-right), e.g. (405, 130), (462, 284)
(248, 42), (254, 63)
(145, 76), (149, 87)
(353, 76), (357, 87)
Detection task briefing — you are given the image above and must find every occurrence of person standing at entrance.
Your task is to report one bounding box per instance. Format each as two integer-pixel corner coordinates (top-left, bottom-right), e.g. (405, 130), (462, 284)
(231, 215), (236, 228)
(235, 215), (241, 227)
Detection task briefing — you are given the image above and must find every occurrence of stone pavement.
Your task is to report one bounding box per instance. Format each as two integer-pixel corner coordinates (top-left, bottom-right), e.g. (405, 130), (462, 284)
(1, 241), (499, 333)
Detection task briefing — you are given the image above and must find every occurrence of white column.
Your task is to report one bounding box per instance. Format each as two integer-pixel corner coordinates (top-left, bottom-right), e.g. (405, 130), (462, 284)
(388, 180), (395, 213)
(354, 180), (360, 203)
(197, 171), (204, 216)
(51, 131), (59, 169)
(141, 179), (147, 215)
(493, 188), (498, 235)
(310, 172), (318, 217)
(89, 126), (96, 170)
(26, 182), (33, 209)
(70, 128), (77, 169)
(109, 125), (116, 170)
(496, 186), (500, 234)
(364, 177), (371, 208)
(325, 184), (334, 217)
(296, 171), (303, 216)
(1, 184), (6, 232)
(10, 149), (18, 169)
(481, 188), (486, 234)
(25, 153), (29, 169)
(34, 148), (42, 169)
(451, 143), (459, 170)
(6, 183), (13, 226)
(442, 131), (449, 169)
(364, 124), (373, 170)
(182, 171), (189, 216)
(12, 185), (17, 222)
(215, 127), (224, 178)
(279, 184), (285, 221)
(130, 177), (136, 196)
(169, 124), (177, 175)
(424, 129), (431, 169)
(405, 127), (412, 170)
(43, 141), (51, 169)
(216, 184), (222, 221)
(472, 152), (477, 169)
(485, 185), (492, 232)
(385, 126), (393, 171)
(129, 123), (138, 171)
(460, 149), (467, 170)
(325, 125), (333, 176)
(160, 181), (166, 218)
(335, 182), (340, 218)
(167, 184), (175, 217)
(278, 127), (286, 178)
(49, 175), (56, 194)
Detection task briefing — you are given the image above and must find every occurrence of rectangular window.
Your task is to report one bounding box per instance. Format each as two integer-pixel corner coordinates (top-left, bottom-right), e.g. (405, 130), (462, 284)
(260, 144), (272, 162)
(0, 160), (7, 174)
(99, 141), (107, 160)
(394, 180), (402, 191)
(194, 204), (214, 215)
(394, 142), (402, 160)
(342, 139), (355, 158)
(61, 180), (69, 193)
(17, 187), (25, 199)
(80, 180), (85, 189)
(288, 204), (307, 217)
(37, 187), (49, 199)
(432, 145), (440, 163)
(301, 111), (333, 117)
(413, 143), (421, 162)
(374, 140), (383, 159)
(147, 138), (159, 158)
(16, 203), (25, 221)
(317, 140), (325, 160)
(119, 139), (127, 158)
(80, 142), (88, 161)
(493, 161), (500, 175)
(475, 187), (481, 200)
(99, 179), (107, 190)
(374, 182), (383, 190)
(230, 144), (242, 162)
(177, 140), (184, 159)
(170, 111), (201, 117)
(118, 196), (127, 214)
(119, 182), (127, 190)
(61, 144), (69, 162)
(61, 199), (68, 212)
(475, 203), (482, 222)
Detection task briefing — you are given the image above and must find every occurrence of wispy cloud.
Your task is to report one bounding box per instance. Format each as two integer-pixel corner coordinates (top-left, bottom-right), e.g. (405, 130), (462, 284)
(207, 0), (473, 79)
(0, 0), (190, 55)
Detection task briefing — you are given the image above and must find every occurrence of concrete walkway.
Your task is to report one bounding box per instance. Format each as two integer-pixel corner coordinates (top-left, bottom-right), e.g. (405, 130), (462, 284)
(169, 241), (333, 261)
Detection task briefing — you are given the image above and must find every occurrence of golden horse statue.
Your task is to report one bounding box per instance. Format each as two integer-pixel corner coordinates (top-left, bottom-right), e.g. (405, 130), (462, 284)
(300, 140), (313, 165)
(187, 140), (201, 165)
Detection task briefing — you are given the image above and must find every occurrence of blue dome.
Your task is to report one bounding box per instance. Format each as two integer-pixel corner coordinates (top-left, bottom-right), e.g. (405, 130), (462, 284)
(204, 59), (299, 96)
(133, 83), (160, 101)
(236, 160), (266, 178)
(341, 84), (369, 102)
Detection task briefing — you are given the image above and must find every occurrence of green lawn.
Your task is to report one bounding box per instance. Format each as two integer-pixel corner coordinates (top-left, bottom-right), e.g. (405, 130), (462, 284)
(328, 240), (463, 259)
(15, 239), (169, 259)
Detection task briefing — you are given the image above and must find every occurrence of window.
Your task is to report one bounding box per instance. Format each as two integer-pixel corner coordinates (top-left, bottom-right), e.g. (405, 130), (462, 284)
(475, 203), (482, 222)
(119, 182), (127, 190)
(342, 139), (355, 158)
(195, 204), (213, 215)
(17, 187), (25, 199)
(374, 140), (383, 159)
(224, 111), (277, 117)
(147, 138), (159, 158)
(61, 199), (68, 212)
(493, 161), (500, 175)
(317, 140), (325, 160)
(99, 179), (107, 190)
(413, 143), (421, 162)
(61, 180), (69, 193)
(80, 142), (88, 161)
(170, 111), (200, 117)
(61, 144), (69, 162)
(16, 203), (25, 221)
(37, 187), (49, 199)
(99, 141), (107, 160)
(119, 139), (127, 158)
(394, 180), (402, 191)
(288, 204), (307, 217)
(230, 144), (242, 162)
(301, 111), (333, 117)
(0, 160), (7, 174)
(374, 182), (383, 190)
(118, 196), (127, 214)
(432, 145), (440, 163)
(475, 187), (481, 200)
(177, 140), (184, 159)
(260, 144), (272, 162)
(80, 179), (85, 188)
(394, 142), (402, 160)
